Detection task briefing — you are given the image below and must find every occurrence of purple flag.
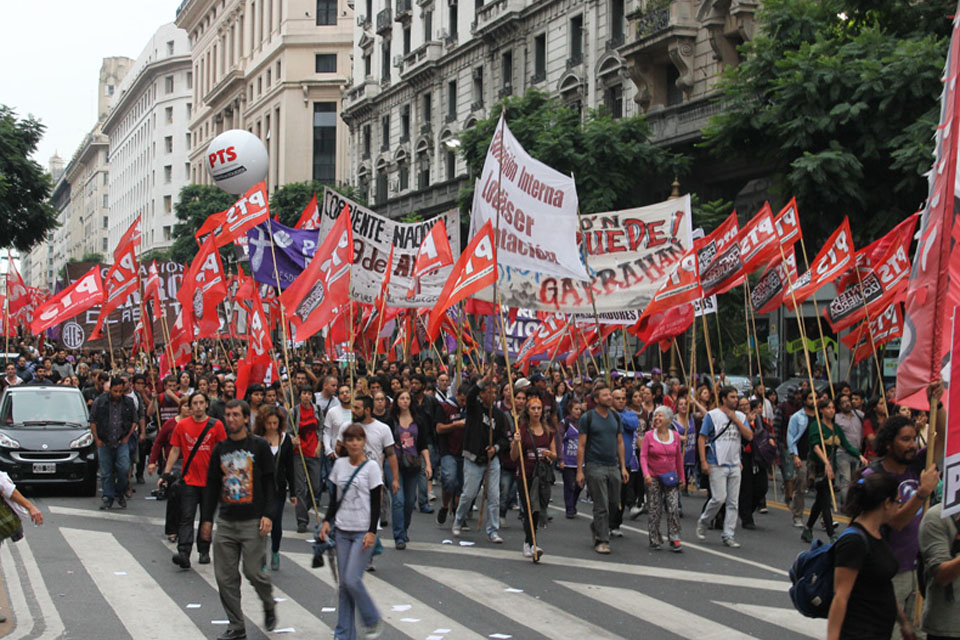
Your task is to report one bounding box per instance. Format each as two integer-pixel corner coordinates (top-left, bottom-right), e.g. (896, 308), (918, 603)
(246, 221), (320, 290)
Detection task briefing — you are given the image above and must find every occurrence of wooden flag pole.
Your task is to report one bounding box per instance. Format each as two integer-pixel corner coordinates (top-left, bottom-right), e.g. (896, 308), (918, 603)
(799, 237), (836, 398)
(779, 244), (837, 511)
(105, 314), (117, 372)
(455, 303), (465, 389)
(689, 305), (697, 390)
(621, 328), (632, 375)
(699, 297), (720, 407)
(347, 271), (355, 403)
(672, 337), (688, 385)
(744, 284), (753, 381)
(852, 267), (890, 417)
(745, 281), (767, 386)
(217, 335), (235, 375)
(842, 322), (866, 384)
(4, 301), (9, 364)
(578, 224), (611, 385)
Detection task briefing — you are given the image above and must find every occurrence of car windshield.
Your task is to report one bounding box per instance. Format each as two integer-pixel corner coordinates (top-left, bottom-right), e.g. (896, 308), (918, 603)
(1, 389), (88, 427)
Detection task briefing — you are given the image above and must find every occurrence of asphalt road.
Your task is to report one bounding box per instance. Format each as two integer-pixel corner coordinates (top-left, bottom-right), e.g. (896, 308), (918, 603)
(0, 480), (831, 640)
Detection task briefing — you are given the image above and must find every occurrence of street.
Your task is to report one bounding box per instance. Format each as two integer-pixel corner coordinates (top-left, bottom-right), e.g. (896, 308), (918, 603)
(1, 483), (828, 640)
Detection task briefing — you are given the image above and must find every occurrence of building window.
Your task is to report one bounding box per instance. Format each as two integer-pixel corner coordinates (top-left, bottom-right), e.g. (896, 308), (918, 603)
(448, 2), (457, 39)
(569, 15), (583, 65)
(417, 150), (430, 189)
(610, 0), (625, 45)
(165, 75), (174, 93)
(446, 149), (456, 180)
(363, 53), (372, 77)
(165, 106), (174, 123)
(423, 10), (432, 40)
(266, 69), (271, 86)
(102, 195), (109, 208)
(103, 216), (109, 229)
(403, 26), (411, 55)
(165, 136), (173, 153)
(163, 225), (172, 241)
(400, 104), (410, 141)
(276, 60), (281, 79)
(363, 124), (372, 158)
(186, 103), (192, 118)
(315, 53), (337, 72)
(258, 76), (262, 95)
(604, 83), (623, 119)
(502, 51), (514, 93)
(167, 40), (175, 55)
(164, 165), (173, 183)
(164, 195), (172, 212)
(376, 173), (388, 203)
(399, 162), (409, 190)
(473, 67), (483, 107)
(313, 102), (337, 182)
(316, 0), (337, 25)
(666, 64), (683, 106)
(102, 238), (108, 251)
(447, 80), (456, 121)
(381, 114), (390, 151)
(534, 35), (545, 80)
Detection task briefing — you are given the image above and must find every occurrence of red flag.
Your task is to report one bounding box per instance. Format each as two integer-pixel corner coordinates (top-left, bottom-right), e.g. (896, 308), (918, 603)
(244, 288), (274, 367)
(280, 204), (354, 341)
(427, 220), (497, 341)
(178, 234), (228, 338)
(638, 248), (700, 321)
(773, 197), (802, 249)
(737, 203), (780, 275)
(406, 218), (454, 299)
(696, 212), (743, 297)
(132, 317), (154, 356)
(841, 302), (903, 366)
(0, 297), (15, 338)
(195, 209), (225, 244)
(836, 214), (918, 293)
(294, 193), (321, 230)
(31, 266), (104, 335)
(168, 312), (194, 367)
(5, 253), (28, 317)
(784, 217), (854, 311)
(823, 230), (911, 333)
(100, 243), (140, 319)
(750, 247), (799, 315)
(630, 303), (695, 354)
(205, 181), (270, 248)
(144, 260), (163, 321)
(465, 298), (497, 315)
(516, 312), (567, 364)
(898, 7), (960, 407)
(114, 216), (142, 262)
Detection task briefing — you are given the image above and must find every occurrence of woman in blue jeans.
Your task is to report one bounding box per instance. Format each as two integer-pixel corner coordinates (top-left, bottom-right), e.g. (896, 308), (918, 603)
(389, 391), (432, 546)
(319, 423), (384, 639)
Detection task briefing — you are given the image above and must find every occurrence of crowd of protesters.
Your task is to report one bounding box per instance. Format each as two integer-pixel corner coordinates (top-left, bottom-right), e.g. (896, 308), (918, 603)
(1, 335), (957, 640)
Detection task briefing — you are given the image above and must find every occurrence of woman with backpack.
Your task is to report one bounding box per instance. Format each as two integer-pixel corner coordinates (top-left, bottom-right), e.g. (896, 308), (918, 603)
(738, 397), (776, 530)
(827, 472), (916, 640)
(318, 423), (384, 639)
(640, 405), (684, 551)
(803, 398), (868, 544)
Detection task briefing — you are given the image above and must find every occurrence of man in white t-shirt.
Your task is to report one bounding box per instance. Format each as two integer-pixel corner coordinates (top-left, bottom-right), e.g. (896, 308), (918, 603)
(314, 375), (338, 418)
(696, 386), (754, 548)
(322, 384), (353, 462)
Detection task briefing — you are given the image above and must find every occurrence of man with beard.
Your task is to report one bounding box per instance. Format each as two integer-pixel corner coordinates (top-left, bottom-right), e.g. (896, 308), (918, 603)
(211, 379), (237, 422)
(50, 349), (75, 381)
(786, 391), (817, 529)
(347, 395), (401, 549)
(863, 384), (944, 640)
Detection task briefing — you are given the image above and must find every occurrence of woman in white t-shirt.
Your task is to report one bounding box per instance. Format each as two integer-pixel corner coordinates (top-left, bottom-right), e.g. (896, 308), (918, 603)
(319, 423), (384, 639)
(1, 471), (44, 624)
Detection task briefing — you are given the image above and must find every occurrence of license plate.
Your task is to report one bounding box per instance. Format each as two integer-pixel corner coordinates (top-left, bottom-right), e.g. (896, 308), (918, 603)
(32, 463), (56, 474)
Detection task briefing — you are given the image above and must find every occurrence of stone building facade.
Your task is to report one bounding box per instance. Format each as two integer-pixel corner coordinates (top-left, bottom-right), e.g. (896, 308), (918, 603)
(175, 0), (354, 192)
(342, 0), (758, 218)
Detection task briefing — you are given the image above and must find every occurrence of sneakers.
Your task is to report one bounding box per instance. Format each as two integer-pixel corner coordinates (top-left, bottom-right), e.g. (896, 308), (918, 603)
(792, 517), (804, 528)
(669, 541), (683, 553)
(759, 507), (768, 514)
(451, 521), (462, 537)
(99, 498), (113, 510)
(628, 506), (643, 520)
(565, 511), (577, 519)
(363, 619), (384, 639)
(649, 541), (662, 550)
(800, 527), (813, 543)
(695, 523), (706, 540)
(264, 607), (277, 631)
(216, 629), (247, 640)
(488, 532), (504, 544)
(722, 538), (742, 548)
(117, 495), (127, 509)
(594, 542), (611, 554)
(198, 552), (211, 565)
(436, 506), (448, 526)
(522, 542), (543, 558)
(742, 522), (756, 530)
(172, 551), (191, 569)
(395, 540), (406, 550)
(271, 552), (280, 570)
(297, 523), (308, 534)
(419, 505), (434, 514)
(610, 528), (624, 538)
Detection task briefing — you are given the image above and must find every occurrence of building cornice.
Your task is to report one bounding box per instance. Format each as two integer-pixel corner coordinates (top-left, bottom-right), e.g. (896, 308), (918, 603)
(102, 55), (193, 133)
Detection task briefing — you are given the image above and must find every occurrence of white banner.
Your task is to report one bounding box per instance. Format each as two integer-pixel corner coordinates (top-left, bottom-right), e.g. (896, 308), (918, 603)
(320, 188), (460, 307)
(474, 195), (693, 314)
(691, 228), (717, 316)
(472, 114), (587, 281)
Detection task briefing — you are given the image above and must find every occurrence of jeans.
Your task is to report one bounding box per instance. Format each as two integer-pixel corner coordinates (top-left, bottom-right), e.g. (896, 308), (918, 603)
(213, 518), (273, 632)
(699, 464), (742, 541)
(382, 464), (405, 543)
(97, 444), (130, 501)
(294, 455), (324, 528)
(399, 466), (420, 541)
(177, 484), (211, 557)
(584, 464), (621, 545)
(561, 467), (582, 515)
(268, 496), (285, 554)
(439, 455), (463, 503)
(499, 468), (518, 516)
(454, 457), (500, 536)
(334, 528), (380, 640)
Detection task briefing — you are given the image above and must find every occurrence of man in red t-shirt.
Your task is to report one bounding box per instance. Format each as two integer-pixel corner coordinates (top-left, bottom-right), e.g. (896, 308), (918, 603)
(291, 387), (322, 533)
(162, 391), (226, 569)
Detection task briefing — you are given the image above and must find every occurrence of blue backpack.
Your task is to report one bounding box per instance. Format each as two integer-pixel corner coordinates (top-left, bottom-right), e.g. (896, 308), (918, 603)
(788, 526), (868, 618)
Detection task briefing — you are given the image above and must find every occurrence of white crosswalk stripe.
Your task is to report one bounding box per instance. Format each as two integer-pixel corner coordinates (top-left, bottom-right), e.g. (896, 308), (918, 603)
(561, 581), (759, 639)
(713, 601), (827, 638)
(62, 527), (204, 640)
(408, 563), (625, 639)
(285, 550), (486, 640)
(0, 536), (66, 640)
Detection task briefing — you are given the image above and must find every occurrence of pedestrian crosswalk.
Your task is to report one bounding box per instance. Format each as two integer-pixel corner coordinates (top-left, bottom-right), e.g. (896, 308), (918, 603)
(1, 503), (824, 640)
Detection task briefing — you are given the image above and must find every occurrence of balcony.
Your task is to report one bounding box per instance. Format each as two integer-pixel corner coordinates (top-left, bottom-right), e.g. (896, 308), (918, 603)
(395, 0), (412, 21)
(634, 5), (670, 41)
(498, 84), (513, 99)
(444, 112), (456, 123)
(379, 177), (465, 219)
(357, 13), (371, 28)
(644, 96), (727, 146)
(401, 41), (444, 83)
(202, 69), (244, 107)
(420, 122), (433, 135)
(470, 99), (484, 112)
(376, 8), (393, 34)
(566, 53), (583, 69)
(475, 0), (522, 39)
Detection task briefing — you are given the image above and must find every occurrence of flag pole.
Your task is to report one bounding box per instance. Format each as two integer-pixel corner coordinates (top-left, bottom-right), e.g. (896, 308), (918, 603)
(779, 244), (837, 511)
(852, 267), (890, 417)
(577, 203), (611, 385)
(689, 304), (697, 390)
(699, 297), (720, 407)
(842, 322), (866, 384)
(455, 302), (464, 389)
(4, 299), (10, 364)
(105, 313), (117, 372)
(672, 337), (688, 384)
(744, 285), (753, 381)
(798, 237), (836, 398)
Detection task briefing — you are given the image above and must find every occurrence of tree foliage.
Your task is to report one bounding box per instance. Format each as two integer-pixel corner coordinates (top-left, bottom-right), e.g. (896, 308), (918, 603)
(458, 89), (687, 215)
(702, 0), (952, 246)
(270, 181), (368, 227)
(0, 106), (58, 251)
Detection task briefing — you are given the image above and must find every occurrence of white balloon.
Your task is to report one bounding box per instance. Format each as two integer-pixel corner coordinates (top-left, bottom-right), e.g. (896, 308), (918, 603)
(205, 129), (268, 194)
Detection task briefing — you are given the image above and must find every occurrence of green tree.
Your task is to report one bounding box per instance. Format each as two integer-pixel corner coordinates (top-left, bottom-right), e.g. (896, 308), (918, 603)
(0, 106), (58, 251)
(458, 89), (686, 215)
(702, 0), (952, 246)
(269, 181), (368, 227)
(170, 184), (235, 264)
